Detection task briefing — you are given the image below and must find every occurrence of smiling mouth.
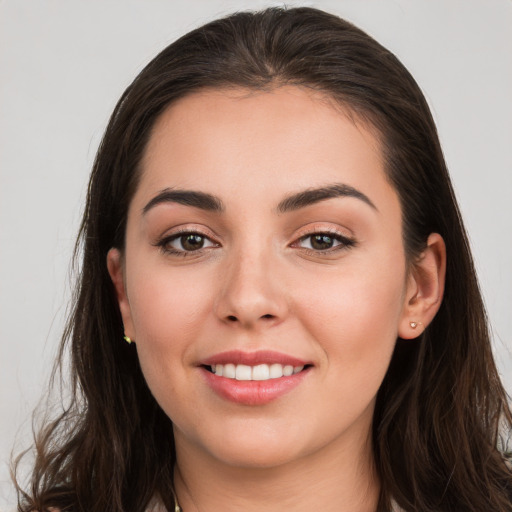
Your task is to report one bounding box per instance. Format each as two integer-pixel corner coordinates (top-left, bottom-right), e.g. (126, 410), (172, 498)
(206, 363), (307, 381)
(201, 354), (312, 404)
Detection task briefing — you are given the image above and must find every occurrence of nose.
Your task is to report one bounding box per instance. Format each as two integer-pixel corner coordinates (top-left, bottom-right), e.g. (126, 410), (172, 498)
(214, 246), (288, 329)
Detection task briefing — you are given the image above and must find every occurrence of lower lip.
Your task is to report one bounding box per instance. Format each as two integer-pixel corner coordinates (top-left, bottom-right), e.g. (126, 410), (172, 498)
(201, 367), (310, 405)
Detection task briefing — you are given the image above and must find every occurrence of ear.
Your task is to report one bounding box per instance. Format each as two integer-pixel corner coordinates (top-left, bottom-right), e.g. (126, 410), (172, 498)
(107, 248), (135, 341)
(398, 233), (446, 340)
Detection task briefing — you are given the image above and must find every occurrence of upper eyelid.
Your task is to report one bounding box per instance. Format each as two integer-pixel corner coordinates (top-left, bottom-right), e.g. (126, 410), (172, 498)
(167, 228), (213, 239)
(156, 225), (220, 241)
(292, 224), (354, 240)
(297, 228), (347, 237)
(166, 232), (215, 244)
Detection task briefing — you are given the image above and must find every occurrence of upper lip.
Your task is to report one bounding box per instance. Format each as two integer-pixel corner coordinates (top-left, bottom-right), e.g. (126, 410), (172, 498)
(200, 350), (310, 367)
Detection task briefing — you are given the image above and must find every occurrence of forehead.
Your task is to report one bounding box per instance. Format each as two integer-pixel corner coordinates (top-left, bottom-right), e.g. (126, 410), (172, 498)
(135, 86), (395, 214)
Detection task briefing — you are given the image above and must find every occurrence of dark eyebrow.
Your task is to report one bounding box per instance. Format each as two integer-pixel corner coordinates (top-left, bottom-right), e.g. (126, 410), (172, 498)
(142, 188), (224, 214)
(277, 184), (377, 213)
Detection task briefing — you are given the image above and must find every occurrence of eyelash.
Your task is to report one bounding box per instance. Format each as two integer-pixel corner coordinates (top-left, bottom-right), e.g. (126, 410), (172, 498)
(293, 230), (356, 256)
(155, 229), (356, 257)
(155, 229), (218, 257)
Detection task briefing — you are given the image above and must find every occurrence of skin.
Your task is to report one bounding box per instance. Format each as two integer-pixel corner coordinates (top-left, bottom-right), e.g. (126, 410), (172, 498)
(108, 86), (445, 512)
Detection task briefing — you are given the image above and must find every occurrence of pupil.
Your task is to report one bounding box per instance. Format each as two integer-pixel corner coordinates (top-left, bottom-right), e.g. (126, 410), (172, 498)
(311, 234), (333, 250)
(182, 234), (204, 251)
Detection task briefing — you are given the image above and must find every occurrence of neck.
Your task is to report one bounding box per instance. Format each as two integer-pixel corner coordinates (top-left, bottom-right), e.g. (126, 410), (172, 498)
(172, 426), (379, 512)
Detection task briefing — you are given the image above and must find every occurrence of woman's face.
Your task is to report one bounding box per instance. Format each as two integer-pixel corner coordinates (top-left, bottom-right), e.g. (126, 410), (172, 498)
(109, 86), (417, 469)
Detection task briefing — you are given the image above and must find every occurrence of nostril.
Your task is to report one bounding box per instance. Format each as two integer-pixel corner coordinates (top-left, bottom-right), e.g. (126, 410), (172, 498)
(262, 314), (274, 319)
(227, 315), (237, 322)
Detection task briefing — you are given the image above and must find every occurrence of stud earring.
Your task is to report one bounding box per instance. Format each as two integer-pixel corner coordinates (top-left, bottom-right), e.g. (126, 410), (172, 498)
(409, 321), (423, 329)
(123, 335), (133, 344)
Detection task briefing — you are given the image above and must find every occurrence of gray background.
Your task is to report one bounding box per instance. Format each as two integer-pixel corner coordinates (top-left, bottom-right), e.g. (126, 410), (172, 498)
(1, 1), (511, 510)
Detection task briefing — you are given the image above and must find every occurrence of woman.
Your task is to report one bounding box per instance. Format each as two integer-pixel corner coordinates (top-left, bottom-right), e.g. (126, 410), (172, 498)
(15, 7), (512, 512)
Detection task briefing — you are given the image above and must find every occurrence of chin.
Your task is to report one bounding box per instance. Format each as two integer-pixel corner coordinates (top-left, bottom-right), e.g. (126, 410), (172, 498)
(194, 418), (324, 470)
(213, 441), (304, 470)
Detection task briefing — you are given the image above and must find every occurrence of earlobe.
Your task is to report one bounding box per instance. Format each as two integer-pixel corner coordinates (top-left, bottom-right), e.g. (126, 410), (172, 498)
(398, 233), (446, 340)
(106, 248), (135, 340)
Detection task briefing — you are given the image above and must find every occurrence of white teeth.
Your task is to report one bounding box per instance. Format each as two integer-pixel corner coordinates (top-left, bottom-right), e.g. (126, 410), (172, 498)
(283, 365), (293, 376)
(223, 363), (236, 379)
(269, 363), (283, 378)
(235, 364), (252, 381)
(211, 363), (305, 381)
(252, 364), (270, 380)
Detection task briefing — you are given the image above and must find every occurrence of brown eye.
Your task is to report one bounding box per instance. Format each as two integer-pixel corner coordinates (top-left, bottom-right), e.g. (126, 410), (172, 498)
(161, 232), (217, 254)
(180, 234), (205, 251)
(310, 234), (335, 250)
(296, 232), (355, 252)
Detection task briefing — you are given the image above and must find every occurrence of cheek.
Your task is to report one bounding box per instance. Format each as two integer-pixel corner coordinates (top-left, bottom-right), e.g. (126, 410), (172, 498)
(126, 269), (220, 427)
(126, 265), (215, 381)
(129, 262), (214, 336)
(293, 251), (406, 382)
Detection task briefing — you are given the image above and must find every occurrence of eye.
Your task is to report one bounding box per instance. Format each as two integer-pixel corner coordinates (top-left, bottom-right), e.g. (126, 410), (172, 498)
(158, 231), (218, 255)
(296, 232), (355, 252)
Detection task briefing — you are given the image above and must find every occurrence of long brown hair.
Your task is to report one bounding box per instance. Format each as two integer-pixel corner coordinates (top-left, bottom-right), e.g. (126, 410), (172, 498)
(15, 7), (512, 511)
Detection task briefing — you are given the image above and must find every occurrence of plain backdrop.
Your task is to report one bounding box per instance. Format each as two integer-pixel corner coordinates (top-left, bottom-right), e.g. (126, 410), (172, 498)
(1, 1), (511, 510)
